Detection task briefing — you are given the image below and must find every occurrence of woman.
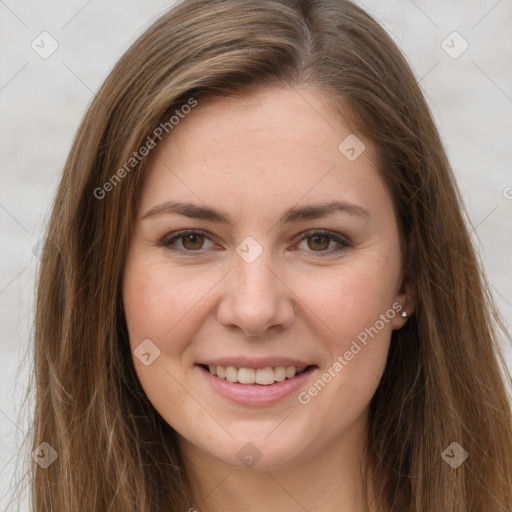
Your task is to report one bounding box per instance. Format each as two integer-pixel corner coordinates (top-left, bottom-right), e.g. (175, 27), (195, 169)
(30, 0), (512, 510)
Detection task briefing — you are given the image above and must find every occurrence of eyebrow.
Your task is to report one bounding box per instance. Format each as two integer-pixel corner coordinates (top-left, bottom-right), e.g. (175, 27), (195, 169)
(142, 200), (370, 225)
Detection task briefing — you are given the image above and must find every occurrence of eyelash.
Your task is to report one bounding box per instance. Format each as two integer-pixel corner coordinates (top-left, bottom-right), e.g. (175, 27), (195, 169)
(160, 229), (351, 257)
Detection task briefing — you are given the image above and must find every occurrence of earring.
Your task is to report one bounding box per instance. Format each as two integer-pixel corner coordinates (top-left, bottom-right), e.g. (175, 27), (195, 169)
(400, 311), (408, 318)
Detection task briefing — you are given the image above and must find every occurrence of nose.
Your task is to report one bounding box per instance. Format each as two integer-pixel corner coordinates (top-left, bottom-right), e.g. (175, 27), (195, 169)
(216, 250), (296, 337)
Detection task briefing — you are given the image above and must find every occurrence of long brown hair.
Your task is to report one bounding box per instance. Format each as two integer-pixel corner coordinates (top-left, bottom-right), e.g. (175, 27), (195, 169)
(25, 0), (512, 510)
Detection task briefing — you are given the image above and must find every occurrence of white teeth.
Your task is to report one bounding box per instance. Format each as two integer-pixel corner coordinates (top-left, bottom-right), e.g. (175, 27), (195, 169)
(274, 366), (286, 382)
(255, 367), (275, 385)
(238, 367), (256, 384)
(225, 366), (238, 383)
(285, 366), (296, 379)
(206, 364), (308, 385)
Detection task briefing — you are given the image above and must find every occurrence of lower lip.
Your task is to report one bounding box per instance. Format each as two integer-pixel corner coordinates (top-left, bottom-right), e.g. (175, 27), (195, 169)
(197, 365), (318, 406)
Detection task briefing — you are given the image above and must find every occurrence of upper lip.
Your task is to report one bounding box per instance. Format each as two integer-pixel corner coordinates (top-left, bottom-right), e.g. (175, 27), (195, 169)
(197, 357), (316, 369)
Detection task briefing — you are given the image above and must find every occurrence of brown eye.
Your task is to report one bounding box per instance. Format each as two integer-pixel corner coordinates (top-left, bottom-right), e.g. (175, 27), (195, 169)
(295, 230), (350, 257)
(307, 234), (331, 251)
(163, 230), (215, 253)
(181, 233), (205, 250)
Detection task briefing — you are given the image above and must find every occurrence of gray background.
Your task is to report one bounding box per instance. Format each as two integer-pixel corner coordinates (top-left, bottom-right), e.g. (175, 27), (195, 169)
(1, 0), (511, 508)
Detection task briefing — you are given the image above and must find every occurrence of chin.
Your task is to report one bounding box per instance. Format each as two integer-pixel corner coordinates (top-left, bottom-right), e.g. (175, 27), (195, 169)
(187, 425), (314, 471)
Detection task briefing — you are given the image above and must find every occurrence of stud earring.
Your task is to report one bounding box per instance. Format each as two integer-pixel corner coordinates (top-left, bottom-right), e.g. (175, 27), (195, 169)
(400, 311), (408, 318)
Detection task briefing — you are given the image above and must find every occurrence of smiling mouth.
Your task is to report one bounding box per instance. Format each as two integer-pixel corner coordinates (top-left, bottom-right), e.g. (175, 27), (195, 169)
(199, 364), (315, 385)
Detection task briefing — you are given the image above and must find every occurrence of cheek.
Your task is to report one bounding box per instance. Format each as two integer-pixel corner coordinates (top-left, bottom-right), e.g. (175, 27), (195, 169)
(301, 254), (400, 344)
(122, 257), (202, 418)
(122, 256), (214, 347)
(293, 251), (398, 413)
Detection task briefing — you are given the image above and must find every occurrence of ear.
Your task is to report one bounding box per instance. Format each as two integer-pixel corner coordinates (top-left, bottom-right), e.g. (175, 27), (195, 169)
(392, 272), (416, 330)
(392, 238), (416, 330)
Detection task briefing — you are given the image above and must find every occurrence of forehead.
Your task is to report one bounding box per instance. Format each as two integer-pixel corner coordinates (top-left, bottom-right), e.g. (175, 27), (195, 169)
(138, 86), (390, 223)
(161, 86), (362, 165)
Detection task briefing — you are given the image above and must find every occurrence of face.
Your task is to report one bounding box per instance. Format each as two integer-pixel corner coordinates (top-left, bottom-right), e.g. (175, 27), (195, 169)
(122, 86), (410, 471)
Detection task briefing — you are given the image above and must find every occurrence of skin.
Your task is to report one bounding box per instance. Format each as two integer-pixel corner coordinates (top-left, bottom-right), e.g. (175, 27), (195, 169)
(122, 85), (413, 512)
